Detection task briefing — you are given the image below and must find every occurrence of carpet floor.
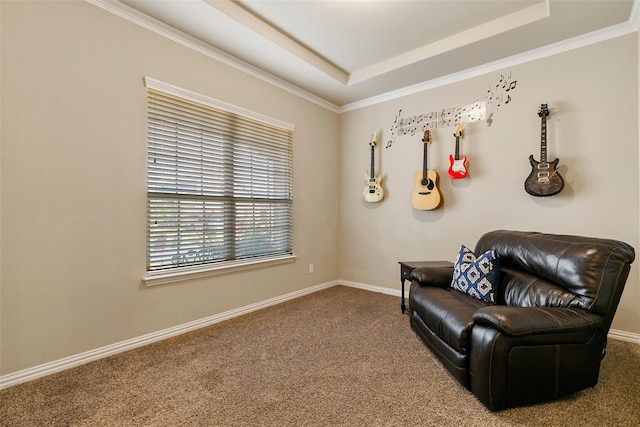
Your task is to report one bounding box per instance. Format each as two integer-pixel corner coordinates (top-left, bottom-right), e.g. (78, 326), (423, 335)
(1, 285), (639, 426)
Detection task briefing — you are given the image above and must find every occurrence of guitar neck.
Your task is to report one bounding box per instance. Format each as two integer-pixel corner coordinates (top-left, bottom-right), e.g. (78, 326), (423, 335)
(422, 142), (428, 179)
(540, 111), (548, 166)
(370, 145), (375, 180)
(453, 125), (463, 161)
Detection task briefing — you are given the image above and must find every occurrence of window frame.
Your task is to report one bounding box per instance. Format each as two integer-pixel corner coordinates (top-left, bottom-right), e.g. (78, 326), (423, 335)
(142, 77), (296, 286)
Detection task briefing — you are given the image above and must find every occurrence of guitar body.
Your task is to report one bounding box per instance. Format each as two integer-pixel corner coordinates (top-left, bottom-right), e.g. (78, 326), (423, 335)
(448, 154), (468, 179)
(411, 170), (442, 210)
(524, 156), (564, 197)
(363, 172), (384, 203)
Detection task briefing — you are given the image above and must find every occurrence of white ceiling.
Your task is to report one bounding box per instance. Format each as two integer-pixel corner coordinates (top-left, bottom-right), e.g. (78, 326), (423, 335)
(108, 0), (638, 110)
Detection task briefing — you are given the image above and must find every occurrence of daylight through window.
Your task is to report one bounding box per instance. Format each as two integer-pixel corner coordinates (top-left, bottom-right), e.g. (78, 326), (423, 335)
(145, 80), (293, 273)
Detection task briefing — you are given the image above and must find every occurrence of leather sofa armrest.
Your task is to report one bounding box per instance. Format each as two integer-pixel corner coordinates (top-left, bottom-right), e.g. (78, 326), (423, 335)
(410, 267), (454, 288)
(472, 306), (602, 337)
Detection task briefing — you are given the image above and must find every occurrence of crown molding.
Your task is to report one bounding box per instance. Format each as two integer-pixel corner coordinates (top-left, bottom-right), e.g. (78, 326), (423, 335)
(347, 1), (549, 86)
(88, 0), (638, 114)
(204, 0), (348, 85)
(339, 4), (640, 113)
(86, 0), (340, 113)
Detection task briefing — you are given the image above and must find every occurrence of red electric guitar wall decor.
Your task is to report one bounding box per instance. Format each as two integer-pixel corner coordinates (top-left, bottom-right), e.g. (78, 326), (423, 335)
(524, 104), (564, 197)
(448, 124), (468, 179)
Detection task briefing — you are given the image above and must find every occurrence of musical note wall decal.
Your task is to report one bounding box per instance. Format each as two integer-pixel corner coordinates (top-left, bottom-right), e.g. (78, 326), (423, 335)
(484, 71), (518, 126)
(385, 71), (518, 146)
(438, 101), (486, 128)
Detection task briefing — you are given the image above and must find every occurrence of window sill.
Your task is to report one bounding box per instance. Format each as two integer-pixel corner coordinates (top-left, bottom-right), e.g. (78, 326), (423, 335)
(143, 255), (297, 286)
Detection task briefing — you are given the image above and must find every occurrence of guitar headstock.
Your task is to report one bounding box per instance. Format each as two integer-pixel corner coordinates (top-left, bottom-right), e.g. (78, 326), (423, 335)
(369, 132), (377, 148)
(538, 103), (549, 118)
(454, 124), (463, 138)
(422, 130), (431, 144)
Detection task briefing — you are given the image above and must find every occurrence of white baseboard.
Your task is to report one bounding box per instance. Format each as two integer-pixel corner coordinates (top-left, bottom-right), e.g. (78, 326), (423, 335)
(338, 279), (401, 296)
(1, 279), (638, 390)
(607, 328), (640, 344)
(0, 280), (338, 390)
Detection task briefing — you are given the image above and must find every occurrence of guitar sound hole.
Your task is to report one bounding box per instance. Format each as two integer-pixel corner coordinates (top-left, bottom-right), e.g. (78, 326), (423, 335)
(421, 178), (434, 190)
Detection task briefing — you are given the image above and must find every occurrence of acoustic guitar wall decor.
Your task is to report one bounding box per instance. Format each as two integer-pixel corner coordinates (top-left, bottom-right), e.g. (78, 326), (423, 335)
(411, 131), (442, 210)
(363, 132), (384, 203)
(524, 104), (564, 197)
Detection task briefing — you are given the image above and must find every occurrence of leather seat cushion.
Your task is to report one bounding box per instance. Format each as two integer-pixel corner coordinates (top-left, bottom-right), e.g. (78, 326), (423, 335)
(410, 285), (489, 354)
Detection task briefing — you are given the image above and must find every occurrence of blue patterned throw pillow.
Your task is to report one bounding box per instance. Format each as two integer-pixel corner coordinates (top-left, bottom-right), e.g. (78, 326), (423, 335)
(451, 245), (500, 303)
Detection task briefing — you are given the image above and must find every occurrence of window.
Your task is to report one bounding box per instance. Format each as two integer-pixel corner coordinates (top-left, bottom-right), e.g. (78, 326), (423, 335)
(144, 78), (294, 284)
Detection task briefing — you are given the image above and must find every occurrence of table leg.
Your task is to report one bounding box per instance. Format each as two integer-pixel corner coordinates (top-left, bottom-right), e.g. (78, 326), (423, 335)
(401, 277), (407, 314)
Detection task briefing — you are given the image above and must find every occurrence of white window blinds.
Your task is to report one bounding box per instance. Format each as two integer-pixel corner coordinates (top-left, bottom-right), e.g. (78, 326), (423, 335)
(146, 82), (293, 272)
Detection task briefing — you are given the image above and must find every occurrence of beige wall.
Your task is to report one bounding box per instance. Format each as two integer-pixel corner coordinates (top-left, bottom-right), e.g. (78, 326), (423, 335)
(338, 34), (640, 335)
(1, 1), (638, 379)
(0, 1), (339, 374)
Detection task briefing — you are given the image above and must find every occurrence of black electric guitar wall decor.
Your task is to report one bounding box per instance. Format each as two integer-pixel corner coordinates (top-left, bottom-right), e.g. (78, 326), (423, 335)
(411, 130), (442, 210)
(524, 104), (564, 197)
(363, 132), (384, 202)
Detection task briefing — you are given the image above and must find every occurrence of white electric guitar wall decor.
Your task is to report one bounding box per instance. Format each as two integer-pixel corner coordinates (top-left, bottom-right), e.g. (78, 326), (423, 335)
(363, 132), (384, 203)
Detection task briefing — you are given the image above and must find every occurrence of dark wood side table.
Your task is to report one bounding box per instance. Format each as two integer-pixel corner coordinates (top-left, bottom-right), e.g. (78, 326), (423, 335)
(399, 261), (454, 313)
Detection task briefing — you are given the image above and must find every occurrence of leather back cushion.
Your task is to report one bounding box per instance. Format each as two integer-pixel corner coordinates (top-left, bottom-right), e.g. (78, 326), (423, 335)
(475, 230), (635, 314)
(498, 267), (590, 308)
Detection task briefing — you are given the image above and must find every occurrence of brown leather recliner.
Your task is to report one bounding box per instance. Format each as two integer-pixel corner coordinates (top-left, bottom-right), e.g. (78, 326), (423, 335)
(408, 230), (635, 411)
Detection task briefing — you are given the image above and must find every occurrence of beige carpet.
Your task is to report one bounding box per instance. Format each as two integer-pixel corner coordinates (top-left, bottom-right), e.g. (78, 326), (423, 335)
(1, 285), (639, 426)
